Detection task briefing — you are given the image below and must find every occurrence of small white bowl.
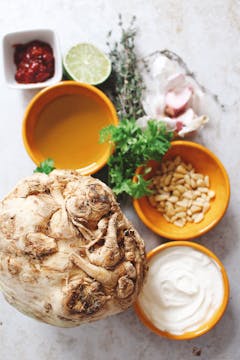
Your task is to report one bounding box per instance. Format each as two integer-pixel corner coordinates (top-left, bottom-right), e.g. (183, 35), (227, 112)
(2, 29), (62, 89)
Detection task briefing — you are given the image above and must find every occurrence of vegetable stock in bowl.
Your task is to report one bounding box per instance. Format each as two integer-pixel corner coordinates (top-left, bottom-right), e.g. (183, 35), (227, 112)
(23, 81), (118, 174)
(34, 94), (110, 169)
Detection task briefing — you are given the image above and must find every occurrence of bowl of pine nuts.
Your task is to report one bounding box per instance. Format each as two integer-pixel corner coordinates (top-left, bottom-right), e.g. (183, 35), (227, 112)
(133, 141), (230, 240)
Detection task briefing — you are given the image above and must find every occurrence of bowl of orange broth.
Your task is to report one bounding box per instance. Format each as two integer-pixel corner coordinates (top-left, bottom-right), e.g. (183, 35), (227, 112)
(22, 81), (118, 174)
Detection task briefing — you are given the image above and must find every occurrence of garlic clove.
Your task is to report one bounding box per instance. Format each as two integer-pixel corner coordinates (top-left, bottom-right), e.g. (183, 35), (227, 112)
(165, 86), (193, 117)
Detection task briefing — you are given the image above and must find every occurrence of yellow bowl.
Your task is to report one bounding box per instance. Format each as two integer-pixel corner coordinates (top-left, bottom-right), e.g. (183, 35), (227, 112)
(22, 81), (118, 175)
(133, 141), (230, 240)
(135, 241), (229, 340)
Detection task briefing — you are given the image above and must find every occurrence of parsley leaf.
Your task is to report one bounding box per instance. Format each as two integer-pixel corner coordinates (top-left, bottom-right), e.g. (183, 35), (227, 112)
(100, 119), (173, 198)
(34, 158), (55, 175)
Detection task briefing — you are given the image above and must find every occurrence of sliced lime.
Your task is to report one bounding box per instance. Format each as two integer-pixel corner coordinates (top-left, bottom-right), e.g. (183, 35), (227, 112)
(63, 43), (111, 85)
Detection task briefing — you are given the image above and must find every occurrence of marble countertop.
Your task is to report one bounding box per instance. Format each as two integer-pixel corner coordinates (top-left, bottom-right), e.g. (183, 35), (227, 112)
(0, 1), (239, 359)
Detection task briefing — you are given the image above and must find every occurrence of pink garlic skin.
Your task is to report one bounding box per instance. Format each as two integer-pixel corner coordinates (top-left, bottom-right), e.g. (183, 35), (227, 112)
(165, 86), (193, 117)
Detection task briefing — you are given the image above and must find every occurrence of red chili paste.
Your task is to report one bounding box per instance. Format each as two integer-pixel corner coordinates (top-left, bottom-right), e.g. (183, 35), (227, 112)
(14, 40), (54, 83)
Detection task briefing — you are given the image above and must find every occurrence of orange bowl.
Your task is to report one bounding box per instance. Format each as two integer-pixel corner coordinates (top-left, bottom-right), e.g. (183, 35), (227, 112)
(133, 141), (230, 240)
(22, 81), (118, 175)
(135, 241), (229, 340)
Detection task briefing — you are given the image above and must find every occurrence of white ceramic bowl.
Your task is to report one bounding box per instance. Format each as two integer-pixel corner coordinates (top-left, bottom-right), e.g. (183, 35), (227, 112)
(2, 29), (62, 89)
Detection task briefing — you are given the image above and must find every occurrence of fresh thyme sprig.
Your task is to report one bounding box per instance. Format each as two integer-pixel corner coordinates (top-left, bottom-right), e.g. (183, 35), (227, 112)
(106, 15), (146, 120)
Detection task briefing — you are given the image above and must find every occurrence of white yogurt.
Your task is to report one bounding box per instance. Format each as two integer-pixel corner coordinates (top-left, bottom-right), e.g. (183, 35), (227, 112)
(138, 246), (224, 335)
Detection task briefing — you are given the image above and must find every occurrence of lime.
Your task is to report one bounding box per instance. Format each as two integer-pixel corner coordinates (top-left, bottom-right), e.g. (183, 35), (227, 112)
(63, 43), (111, 85)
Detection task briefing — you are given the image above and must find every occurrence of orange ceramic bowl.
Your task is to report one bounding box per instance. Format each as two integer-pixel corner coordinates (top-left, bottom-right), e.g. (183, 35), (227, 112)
(133, 141), (230, 240)
(135, 241), (229, 340)
(22, 81), (118, 175)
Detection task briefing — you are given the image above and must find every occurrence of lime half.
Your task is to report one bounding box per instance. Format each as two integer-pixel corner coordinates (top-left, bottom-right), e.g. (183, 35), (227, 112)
(63, 43), (111, 85)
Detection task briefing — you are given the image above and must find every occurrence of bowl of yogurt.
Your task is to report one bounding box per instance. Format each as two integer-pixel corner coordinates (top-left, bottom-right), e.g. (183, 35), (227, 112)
(135, 241), (229, 340)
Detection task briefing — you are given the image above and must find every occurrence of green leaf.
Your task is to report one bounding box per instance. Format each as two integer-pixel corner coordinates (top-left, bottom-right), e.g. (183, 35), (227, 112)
(99, 125), (116, 143)
(100, 118), (173, 198)
(34, 158), (55, 175)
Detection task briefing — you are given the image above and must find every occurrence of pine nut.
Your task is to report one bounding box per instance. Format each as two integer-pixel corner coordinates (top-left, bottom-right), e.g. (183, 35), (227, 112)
(176, 178), (185, 184)
(176, 165), (187, 174)
(174, 206), (185, 213)
(191, 205), (202, 214)
(155, 194), (169, 201)
(183, 191), (193, 200)
(163, 214), (171, 222)
(174, 219), (186, 227)
(148, 156), (215, 228)
(169, 196), (178, 203)
(192, 213), (204, 223)
(175, 211), (186, 219)
(205, 175), (210, 187)
(184, 174), (191, 185)
(203, 203), (210, 213)
(174, 172), (184, 179)
(173, 190), (181, 197)
(190, 179), (197, 189)
(196, 179), (204, 187)
(176, 199), (189, 208)
(187, 209), (192, 216)
(165, 174), (172, 186)
(176, 185), (186, 193)
(198, 187), (209, 193)
(208, 190), (216, 199)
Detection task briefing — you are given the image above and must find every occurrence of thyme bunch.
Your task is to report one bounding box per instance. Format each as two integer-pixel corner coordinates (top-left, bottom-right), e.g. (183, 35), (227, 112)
(106, 15), (145, 119)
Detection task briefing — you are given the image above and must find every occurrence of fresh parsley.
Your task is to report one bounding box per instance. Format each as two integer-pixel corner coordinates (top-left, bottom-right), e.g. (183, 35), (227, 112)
(100, 119), (173, 198)
(34, 158), (55, 175)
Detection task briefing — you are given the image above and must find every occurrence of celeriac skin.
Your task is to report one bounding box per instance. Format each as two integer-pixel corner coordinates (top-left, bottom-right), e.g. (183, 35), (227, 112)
(0, 170), (146, 327)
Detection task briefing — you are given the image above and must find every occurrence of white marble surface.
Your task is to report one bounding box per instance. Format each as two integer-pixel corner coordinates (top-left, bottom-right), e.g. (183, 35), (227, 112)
(0, 0), (239, 359)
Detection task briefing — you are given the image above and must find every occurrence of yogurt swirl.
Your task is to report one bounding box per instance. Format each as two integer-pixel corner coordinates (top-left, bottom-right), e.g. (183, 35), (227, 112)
(138, 246), (224, 335)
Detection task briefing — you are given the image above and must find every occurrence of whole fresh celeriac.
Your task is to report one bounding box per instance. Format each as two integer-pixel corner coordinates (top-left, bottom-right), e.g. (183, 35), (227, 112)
(0, 170), (146, 327)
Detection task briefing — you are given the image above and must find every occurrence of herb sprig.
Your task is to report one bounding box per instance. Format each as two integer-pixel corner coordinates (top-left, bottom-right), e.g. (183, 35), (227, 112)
(100, 119), (173, 198)
(106, 15), (145, 119)
(34, 158), (55, 175)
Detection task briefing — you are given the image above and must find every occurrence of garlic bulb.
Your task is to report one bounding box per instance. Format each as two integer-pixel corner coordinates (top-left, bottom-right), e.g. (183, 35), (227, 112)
(139, 54), (209, 137)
